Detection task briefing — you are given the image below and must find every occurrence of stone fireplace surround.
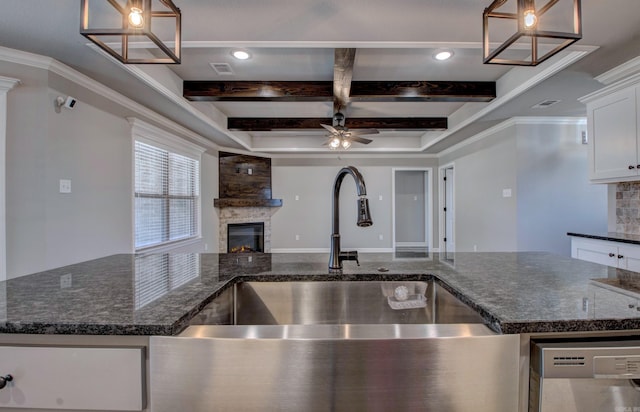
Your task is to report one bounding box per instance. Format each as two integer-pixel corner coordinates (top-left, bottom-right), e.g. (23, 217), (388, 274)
(214, 152), (282, 253)
(217, 207), (278, 253)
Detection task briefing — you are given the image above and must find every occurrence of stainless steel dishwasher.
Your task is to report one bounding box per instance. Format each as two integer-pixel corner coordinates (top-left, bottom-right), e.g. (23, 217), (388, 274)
(530, 339), (640, 412)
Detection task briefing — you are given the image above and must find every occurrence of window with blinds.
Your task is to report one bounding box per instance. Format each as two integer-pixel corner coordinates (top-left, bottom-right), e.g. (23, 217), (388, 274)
(134, 140), (200, 250)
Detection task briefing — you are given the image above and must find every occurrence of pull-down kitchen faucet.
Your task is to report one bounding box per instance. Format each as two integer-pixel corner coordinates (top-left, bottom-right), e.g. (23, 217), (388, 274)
(329, 166), (373, 272)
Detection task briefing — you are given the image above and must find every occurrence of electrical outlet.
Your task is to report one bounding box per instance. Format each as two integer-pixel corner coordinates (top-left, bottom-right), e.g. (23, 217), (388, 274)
(378, 195), (383, 201)
(378, 234), (384, 241)
(502, 188), (512, 198)
(295, 195), (299, 201)
(295, 234), (300, 241)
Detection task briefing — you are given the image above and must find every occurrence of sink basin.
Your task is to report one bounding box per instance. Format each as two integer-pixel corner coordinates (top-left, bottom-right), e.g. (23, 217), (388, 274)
(153, 280), (520, 412)
(190, 280), (486, 326)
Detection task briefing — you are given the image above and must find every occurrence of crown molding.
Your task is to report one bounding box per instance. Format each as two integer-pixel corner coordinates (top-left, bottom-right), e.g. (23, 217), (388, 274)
(579, 71), (640, 103)
(0, 45), (216, 151)
(87, 43), (250, 151)
(438, 116), (586, 158)
(596, 56), (640, 86)
(422, 47), (597, 152)
(0, 76), (20, 92)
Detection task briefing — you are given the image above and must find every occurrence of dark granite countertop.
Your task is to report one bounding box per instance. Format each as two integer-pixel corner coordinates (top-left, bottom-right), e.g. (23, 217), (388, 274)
(1, 251), (639, 336)
(568, 231), (640, 245)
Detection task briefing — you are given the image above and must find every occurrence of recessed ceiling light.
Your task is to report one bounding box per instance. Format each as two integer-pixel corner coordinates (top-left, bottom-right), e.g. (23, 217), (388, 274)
(231, 50), (251, 60)
(434, 50), (453, 61)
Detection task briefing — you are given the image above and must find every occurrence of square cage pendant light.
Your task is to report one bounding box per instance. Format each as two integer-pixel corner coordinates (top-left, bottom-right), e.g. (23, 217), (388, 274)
(483, 0), (581, 66)
(80, 0), (181, 64)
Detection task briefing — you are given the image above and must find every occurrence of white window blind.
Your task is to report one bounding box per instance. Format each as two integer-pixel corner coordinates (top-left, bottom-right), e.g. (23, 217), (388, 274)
(135, 140), (200, 250)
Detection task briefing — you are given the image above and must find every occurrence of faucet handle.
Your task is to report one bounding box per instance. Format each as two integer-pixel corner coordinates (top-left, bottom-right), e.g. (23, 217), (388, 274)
(339, 250), (360, 266)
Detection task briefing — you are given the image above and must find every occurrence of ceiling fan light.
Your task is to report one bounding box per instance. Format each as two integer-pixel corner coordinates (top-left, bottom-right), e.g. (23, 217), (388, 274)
(329, 136), (341, 149)
(341, 139), (352, 149)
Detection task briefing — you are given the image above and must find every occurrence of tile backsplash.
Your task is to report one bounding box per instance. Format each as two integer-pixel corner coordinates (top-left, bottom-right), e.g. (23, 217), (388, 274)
(616, 182), (640, 233)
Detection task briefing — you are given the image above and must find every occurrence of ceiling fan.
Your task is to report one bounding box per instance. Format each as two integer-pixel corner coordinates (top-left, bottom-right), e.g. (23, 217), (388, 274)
(321, 112), (379, 150)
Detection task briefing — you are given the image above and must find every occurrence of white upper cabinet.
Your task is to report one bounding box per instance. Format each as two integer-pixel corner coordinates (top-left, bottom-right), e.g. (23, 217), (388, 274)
(582, 76), (640, 183)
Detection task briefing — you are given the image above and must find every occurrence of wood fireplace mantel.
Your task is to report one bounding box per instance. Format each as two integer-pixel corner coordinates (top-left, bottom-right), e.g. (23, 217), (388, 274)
(213, 198), (282, 208)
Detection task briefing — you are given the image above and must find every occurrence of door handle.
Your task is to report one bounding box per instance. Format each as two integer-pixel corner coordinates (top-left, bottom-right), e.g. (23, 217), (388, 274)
(609, 253), (616, 257)
(618, 254), (624, 259)
(630, 165), (636, 170)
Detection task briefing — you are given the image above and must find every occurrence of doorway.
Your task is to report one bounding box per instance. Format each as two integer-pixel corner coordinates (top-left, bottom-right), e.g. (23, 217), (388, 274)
(439, 164), (455, 260)
(392, 168), (432, 258)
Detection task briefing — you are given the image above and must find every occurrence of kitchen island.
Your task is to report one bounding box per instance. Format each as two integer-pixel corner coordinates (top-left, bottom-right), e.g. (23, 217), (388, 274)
(0, 251), (636, 336)
(1, 252), (640, 412)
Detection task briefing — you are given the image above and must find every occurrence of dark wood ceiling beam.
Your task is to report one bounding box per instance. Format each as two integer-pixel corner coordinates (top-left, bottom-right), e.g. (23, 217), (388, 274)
(333, 48), (356, 113)
(350, 81), (496, 102)
(228, 117), (447, 131)
(183, 81), (333, 102)
(183, 81), (496, 102)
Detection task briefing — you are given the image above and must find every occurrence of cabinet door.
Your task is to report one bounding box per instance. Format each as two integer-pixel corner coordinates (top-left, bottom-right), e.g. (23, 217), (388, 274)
(588, 87), (638, 181)
(617, 244), (640, 272)
(590, 283), (639, 318)
(571, 238), (618, 267)
(0, 346), (145, 410)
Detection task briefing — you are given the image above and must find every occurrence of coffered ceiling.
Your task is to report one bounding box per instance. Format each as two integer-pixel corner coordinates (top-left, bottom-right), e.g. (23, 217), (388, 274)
(1, 0), (639, 154)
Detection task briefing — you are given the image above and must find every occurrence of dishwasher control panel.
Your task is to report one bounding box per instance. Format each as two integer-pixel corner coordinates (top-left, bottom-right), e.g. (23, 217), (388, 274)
(594, 355), (640, 379)
(532, 340), (640, 379)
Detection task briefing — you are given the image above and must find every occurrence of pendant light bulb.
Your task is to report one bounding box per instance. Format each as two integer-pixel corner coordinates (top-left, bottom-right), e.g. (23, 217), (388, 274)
(128, 7), (144, 28)
(523, 9), (537, 29)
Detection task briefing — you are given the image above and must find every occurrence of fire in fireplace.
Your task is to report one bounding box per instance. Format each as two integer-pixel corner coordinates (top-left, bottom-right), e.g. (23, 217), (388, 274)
(227, 222), (264, 253)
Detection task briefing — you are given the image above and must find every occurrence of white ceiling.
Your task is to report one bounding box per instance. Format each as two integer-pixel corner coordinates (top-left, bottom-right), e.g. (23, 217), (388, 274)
(0, 0), (639, 154)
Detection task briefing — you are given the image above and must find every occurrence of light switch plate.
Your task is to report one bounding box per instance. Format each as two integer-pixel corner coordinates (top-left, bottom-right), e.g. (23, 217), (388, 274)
(502, 188), (512, 198)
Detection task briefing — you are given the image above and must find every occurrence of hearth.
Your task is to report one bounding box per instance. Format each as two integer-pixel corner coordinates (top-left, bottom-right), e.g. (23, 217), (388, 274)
(227, 222), (264, 253)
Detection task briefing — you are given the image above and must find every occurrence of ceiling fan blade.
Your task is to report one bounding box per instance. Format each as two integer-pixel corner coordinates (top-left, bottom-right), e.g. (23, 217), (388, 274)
(321, 124), (339, 134)
(351, 136), (373, 144)
(351, 129), (380, 136)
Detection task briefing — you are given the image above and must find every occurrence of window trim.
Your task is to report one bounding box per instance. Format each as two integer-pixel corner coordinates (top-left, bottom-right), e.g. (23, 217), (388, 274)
(130, 118), (205, 252)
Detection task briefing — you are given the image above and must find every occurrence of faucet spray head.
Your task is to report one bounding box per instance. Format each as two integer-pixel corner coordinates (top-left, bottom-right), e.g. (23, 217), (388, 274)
(357, 197), (373, 227)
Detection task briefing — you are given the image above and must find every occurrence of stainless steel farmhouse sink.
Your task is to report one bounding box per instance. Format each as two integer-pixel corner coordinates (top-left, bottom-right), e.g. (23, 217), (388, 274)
(150, 280), (520, 412)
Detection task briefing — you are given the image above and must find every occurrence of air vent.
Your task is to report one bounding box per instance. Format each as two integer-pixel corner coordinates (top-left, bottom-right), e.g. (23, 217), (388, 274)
(553, 356), (585, 366)
(209, 63), (234, 75)
(532, 99), (561, 109)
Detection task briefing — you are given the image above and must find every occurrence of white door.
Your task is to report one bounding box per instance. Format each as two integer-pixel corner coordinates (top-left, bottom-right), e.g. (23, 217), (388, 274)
(443, 166), (455, 256)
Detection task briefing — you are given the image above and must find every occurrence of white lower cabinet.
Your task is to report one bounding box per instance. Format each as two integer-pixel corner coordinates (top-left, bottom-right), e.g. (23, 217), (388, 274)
(0, 346), (145, 410)
(571, 237), (640, 271)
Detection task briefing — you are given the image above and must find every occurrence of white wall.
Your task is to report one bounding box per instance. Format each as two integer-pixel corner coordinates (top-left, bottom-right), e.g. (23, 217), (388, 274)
(439, 120), (608, 255)
(445, 128), (518, 252)
(515, 123), (607, 255)
(2, 61), (217, 278)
